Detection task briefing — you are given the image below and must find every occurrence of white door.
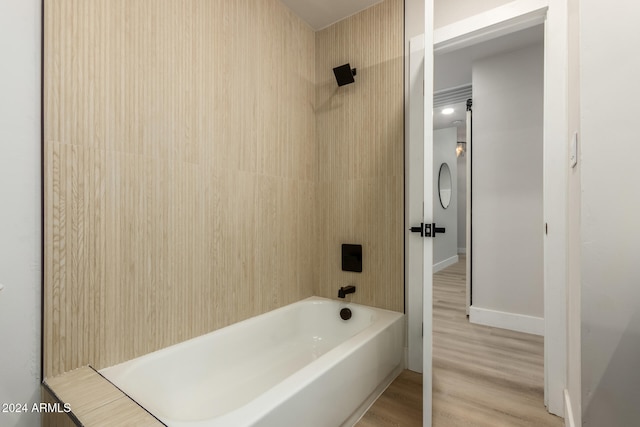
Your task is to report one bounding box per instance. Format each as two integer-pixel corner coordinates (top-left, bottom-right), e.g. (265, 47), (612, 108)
(406, 35), (425, 374)
(406, 32), (434, 425)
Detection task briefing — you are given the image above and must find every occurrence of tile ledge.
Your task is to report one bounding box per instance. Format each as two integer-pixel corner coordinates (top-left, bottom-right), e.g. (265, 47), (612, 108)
(43, 366), (164, 427)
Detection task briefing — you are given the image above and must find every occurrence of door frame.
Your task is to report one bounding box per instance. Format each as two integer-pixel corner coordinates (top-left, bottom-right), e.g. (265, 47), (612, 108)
(416, 0), (569, 422)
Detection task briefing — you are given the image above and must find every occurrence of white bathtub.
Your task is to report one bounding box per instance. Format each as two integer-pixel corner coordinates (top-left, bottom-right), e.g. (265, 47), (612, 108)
(100, 296), (405, 427)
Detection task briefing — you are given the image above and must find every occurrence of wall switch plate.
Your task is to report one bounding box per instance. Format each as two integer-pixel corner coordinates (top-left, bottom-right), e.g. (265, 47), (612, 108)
(570, 131), (578, 168)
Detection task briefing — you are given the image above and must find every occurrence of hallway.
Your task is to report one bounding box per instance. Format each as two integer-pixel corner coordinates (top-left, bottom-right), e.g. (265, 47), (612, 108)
(357, 257), (563, 426)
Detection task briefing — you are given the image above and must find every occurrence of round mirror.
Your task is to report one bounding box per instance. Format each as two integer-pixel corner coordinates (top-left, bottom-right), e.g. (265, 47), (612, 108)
(438, 163), (452, 209)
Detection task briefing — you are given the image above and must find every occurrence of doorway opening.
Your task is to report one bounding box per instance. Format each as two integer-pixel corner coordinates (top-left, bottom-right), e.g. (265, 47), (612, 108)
(406, 2), (570, 424)
(430, 24), (555, 425)
(434, 24), (545, 330)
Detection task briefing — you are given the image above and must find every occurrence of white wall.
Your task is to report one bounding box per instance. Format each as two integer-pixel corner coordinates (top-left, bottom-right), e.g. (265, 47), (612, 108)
(434, 0), (514, 29)
(470, 42), (544, 321)
(580, 0), (640, 425)
(433, 127), (458, 269)
(457, 148), (467, 254)
(0, 1), (42, 426)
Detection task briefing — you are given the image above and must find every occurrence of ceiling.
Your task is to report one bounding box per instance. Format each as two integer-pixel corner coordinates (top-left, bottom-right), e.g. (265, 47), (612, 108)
(433, 101), (467, 138)
(280, 0), (383, 30)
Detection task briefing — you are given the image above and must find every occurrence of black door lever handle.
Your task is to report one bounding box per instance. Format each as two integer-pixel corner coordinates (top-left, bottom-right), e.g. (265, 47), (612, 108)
(433, 224), (446, 236)
(409, 223), (424, 237)
(409, 223), (443, 238)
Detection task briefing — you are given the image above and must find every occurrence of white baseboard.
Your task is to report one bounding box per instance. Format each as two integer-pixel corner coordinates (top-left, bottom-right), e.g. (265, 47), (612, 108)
(469, 306), (544, 336)
(433, 255), (459, 273)
(564, 389), (576, 427)
(458, 247), (467, 254)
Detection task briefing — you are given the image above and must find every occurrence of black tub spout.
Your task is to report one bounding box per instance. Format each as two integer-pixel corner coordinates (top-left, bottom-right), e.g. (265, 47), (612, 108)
(338, 285), (356, 298)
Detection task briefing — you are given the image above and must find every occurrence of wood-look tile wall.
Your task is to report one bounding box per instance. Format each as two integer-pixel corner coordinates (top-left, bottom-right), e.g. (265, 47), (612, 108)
(314, 0), (405, 312)
(44, 0), (404, 380)
(44, 0), (317, 378)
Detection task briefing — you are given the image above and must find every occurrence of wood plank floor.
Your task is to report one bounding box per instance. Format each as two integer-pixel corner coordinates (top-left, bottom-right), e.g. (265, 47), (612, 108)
(356, 257), (563, 427)
(357, 370), (423, 427)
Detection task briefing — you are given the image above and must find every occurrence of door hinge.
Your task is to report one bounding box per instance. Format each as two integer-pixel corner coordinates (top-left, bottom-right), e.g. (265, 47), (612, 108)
(545, 223), (548, 235)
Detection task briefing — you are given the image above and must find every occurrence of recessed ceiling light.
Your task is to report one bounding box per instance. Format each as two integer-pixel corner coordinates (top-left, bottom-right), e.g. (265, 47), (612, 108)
(442, 107), (454, 115)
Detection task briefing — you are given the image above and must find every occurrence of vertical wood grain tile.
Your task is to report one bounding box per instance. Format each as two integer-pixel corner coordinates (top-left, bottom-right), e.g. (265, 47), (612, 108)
(315, 0), (404, 312)
(44, 0), (318, 378)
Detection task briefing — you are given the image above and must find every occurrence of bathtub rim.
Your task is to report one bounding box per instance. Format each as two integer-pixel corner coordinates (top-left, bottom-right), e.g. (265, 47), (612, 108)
(100, 296), (402, 379)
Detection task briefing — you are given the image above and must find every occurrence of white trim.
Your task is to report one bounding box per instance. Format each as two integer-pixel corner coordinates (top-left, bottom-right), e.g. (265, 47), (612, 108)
(433, 255), (459, 273)
(434, 0), (549, 54)
(457, 248), (466, 255)
(469, 306), (544, 336)
(564, 389), (576, 427)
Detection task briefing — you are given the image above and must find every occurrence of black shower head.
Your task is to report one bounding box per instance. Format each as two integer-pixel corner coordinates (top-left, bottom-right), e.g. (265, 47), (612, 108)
(333, 63), (357, 87)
